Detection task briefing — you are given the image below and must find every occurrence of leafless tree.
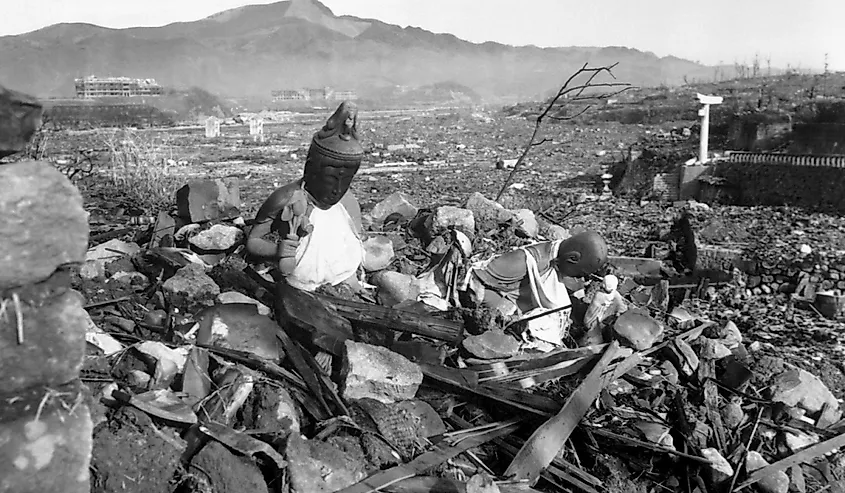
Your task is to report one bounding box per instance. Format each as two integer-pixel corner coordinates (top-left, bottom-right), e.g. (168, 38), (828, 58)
(495, 62), (633, 201)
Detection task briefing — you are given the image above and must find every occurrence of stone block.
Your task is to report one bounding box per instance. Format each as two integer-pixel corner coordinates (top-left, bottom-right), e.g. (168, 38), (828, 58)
(81, 239), (141, 280)
(285, 434), (367, 493)
(188, 224), (244, 252)
(341, 341), (423, 403)
(372, 271), (420, 307)
(368, 192), (418, 224)
(162, 263), (220, 311)
(362, 236), (395, 272)
(465, 192), (513, 226)
(769, 368), (841, 422)
(432, 206), (475, 235)
(195, 304), (280, 361)
(513, 209), (539, 237)
(176, 178), (241, 223)
(0, 289), (87, 394)
(0, 161), (88, 289)
(0, 85), (42, 159)
(697, 244), (744, 272)
(613, 309), (664, 350)
(0, 382), (92, 493)
(462, 329), (520, 359)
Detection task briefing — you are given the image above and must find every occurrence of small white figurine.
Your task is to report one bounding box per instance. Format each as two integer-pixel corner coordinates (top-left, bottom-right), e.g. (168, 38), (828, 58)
(581, 274), (628, 346)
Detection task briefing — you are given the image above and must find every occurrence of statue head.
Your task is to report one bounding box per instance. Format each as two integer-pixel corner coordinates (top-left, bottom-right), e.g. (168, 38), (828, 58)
(554, 231), (608, 279)
(303, 101), (363, 209)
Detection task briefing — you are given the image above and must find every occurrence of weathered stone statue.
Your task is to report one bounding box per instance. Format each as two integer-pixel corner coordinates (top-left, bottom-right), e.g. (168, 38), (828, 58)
(464, 231), (609, 346)
(246, 102), (365, 292)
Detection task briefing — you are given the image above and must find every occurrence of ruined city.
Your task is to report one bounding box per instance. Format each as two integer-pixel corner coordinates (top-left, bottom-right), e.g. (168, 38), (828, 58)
(0, 1), (844, 493)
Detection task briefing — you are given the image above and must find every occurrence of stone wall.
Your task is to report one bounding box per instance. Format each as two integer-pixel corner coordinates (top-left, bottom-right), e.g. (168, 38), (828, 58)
(0, 88), (92, 492)
(713, 153), (845, 212)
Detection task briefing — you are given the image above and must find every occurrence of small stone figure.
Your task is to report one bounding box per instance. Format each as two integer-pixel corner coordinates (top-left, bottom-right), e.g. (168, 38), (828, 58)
(246, 101), (365, 292)
(581, 274), (628, 346)
(464, 231), (608, 347)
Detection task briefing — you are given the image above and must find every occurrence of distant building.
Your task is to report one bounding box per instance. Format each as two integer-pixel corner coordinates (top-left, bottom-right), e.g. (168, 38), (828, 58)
(272, 86), (358, 103)
(74, 76), (163, 98)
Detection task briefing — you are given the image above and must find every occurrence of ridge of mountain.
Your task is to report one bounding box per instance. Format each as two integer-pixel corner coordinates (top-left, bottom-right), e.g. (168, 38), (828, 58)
(0, 0), (728, 101)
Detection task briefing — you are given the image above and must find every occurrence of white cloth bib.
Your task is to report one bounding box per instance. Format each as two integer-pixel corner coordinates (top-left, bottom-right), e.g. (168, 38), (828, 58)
(520, 240), (572, 345)
(286, 202), (364, 292)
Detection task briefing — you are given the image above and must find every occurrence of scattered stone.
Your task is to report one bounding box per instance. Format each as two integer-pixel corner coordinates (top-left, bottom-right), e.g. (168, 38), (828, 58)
(191, 441), (269, 493)
(396, 400), (446, 438)
(613, 309), (664, 350)
(769, 368), (842, 422)
(195, 304), (280, 361)
(722, 399), (745, 429)
(670, 339), (700, 376)
(467, 473), (501, 493)
(162, 264), (220, 311)
(462, 330), (520, 359)
(702, 447), (734, 484)
(718, 321), (743, 348)
(341, 341), (423, 403)
(372, 271), (420, 308)
(0, 289), (88, 394)
(188, 224), (244, 252)
(432, 206), (475, 235)
(545, 224), (571, 240)
(513, 209), (539, 237)
(175, 178), (241, 223)
(151, 211), (177, 248)
(0, 383), (92, 493)
(242, 383), (300, 435)
(216, 291), (271, 316)
(285, 434), (368, 493)
(108, 271), (150, 289)
(668, 306), (696, 329)
(362, 236), (395, 272)
(746, 451), (790, 493)
(81, 239), (141, 280)
(368, 192), (418, 224)
(0, 162), (88, 288)
(784, 430), (820, 453)
(464, 192), (513, 225)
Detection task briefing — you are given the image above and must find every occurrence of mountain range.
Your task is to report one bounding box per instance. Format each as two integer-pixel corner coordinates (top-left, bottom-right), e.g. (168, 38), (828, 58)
(0, 0), (730, 102)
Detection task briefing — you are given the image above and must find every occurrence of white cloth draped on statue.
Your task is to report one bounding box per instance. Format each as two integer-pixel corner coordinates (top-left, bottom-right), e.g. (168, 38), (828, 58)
(286, 202), (364, 292)
(519, 239), (572, 346)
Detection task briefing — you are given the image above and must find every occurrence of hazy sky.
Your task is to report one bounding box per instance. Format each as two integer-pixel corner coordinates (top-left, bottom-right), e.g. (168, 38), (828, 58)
(2, 0), (841, 70)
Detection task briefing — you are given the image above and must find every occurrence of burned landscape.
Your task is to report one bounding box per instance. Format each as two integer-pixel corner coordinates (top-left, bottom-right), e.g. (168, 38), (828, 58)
(2, 1), (845, 493)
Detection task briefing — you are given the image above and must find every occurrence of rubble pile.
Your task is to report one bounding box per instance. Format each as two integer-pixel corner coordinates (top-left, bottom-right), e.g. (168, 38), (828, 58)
(73, 180), (845, 493)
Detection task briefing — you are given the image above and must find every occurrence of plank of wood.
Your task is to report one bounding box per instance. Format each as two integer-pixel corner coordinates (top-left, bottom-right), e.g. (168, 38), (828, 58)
(420, 364), (559, 417)
(276, 282), (354, 356)
(504, 341), (622, 484)
(315, 293), (465, 344)
(336, 420), (523, 493)
(734, 431), (845, 491)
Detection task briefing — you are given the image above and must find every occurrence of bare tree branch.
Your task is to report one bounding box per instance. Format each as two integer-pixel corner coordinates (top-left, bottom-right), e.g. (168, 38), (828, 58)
(495, 63), (634, 201)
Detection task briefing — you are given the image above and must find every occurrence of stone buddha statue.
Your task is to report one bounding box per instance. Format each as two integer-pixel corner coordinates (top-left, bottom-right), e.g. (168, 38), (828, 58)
(246, 101), (365, 292)
(464, 231), (609, 346)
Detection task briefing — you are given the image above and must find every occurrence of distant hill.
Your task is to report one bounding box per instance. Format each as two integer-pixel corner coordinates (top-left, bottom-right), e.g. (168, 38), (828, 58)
(0, 0), (734, 102)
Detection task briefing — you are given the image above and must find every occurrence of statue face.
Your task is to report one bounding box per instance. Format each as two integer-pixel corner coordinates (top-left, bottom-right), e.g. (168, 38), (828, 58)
(304, 163), (359, 208)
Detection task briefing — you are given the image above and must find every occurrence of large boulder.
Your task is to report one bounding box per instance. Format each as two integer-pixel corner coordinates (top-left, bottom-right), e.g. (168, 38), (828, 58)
(0, 162), (88, 288)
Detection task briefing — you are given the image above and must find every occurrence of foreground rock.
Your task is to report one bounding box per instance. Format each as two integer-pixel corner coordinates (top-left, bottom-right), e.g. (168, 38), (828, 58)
(162, 264), (221, 310)
(285, 434), (368, 492)
(188, 224), (244, 252)
(80, 239), (141, 280)
(462, 330), (520, 359)
(746, 451), (789, 493)
(0, 383), (93, 493)
(465, 192), (514, 225)
(362, 236), (395, 272)
(513, 208), (539, 237)
(195, 304), (280, 361)
(613, 309), (664, 350)
(368, 192), (418, 224)
(0, 162), (88, 288)
(192, 441), (269, 493)
(341, 341), (423, 403)
(433, 206), (475, 235)
(0, 288), (88, 394)
(216, 291), (271, 316)
(769, 367), (842, 422)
